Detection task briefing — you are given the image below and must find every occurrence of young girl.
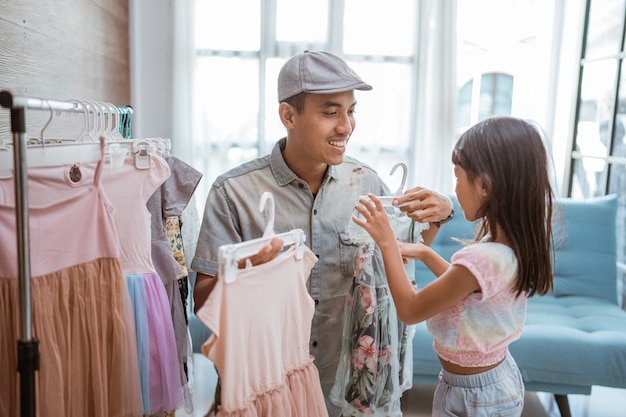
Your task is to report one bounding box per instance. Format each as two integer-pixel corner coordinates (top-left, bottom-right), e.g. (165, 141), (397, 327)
(353, 116), (555, 417)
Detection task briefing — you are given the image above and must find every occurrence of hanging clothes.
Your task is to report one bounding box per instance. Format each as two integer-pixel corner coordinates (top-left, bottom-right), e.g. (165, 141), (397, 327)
(166, 216), (190, 315)
(0, 143), (143, 417)
(330, 207), (427, 417)
(147, 153), (202, 414)
(196, 245), (328, 417)
(98, 149), (184, 415)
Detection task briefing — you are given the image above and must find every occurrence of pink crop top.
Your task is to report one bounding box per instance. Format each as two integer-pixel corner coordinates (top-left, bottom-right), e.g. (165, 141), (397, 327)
(426, 242), (526, 367)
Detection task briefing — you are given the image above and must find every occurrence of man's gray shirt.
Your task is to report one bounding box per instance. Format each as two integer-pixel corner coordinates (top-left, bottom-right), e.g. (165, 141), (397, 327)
(192, 138), (393, 415)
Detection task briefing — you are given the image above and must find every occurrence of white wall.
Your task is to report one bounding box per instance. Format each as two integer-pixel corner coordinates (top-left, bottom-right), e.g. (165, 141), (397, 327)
(129, 0), (175, 141)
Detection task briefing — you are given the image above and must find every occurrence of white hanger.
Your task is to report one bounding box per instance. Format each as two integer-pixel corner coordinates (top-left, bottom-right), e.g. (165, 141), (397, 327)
(0, 138), (103, 178)
(104, 138), (162, 172)
(363, 162), (410, 207)
(0, 141), (14, 178)
(70, 100), (98, 142)
(218, 191), (307, 284)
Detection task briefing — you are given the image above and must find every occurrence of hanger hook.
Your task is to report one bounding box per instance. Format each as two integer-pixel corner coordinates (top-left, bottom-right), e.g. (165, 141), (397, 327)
(259, 192), (276, 238)
(105, 102), (124, 140)
(39, 99), (54, 146)
(70, 100), (90, 142)
(390, 162), (408, 197)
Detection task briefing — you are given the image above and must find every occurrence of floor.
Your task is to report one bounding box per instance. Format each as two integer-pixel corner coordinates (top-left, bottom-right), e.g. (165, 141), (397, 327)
(178, 353), (626, 417)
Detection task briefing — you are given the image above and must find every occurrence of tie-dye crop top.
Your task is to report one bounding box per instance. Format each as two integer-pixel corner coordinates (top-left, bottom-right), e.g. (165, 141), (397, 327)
(426, 242), (525, 368)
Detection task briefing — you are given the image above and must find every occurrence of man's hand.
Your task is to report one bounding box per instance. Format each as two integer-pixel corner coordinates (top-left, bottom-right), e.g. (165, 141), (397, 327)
(193, 237), (285, 313)
(236, 237), (285, 268)
(393, 186), (453, 224)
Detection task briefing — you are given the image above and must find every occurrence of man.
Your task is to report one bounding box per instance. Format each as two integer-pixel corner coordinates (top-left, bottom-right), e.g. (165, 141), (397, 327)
(192, 50), (454, 416)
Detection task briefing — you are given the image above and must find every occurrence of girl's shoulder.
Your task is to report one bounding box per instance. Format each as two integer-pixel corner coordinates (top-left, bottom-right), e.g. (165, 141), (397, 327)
(452, 242), (516, 275)
(452, 242), (518, 298)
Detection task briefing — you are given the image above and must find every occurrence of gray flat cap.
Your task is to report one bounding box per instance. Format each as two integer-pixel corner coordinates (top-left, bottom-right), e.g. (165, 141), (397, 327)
(277, 50), (372, 102)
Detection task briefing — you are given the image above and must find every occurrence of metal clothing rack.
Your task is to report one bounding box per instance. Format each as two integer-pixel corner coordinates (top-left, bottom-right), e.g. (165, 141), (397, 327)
(0, 90), (130, 417)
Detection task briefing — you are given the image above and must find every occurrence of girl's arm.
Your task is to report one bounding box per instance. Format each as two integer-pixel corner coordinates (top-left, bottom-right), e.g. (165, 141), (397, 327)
(398, 241), (450, 278)
(354, 194), (480, 324)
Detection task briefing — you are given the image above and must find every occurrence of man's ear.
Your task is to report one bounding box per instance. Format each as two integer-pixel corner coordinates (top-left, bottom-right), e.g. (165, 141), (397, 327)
(279, 102), (295, 128)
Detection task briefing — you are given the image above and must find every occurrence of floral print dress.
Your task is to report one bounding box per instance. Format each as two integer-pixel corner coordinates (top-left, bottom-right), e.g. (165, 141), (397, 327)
(330, 207), (428, 417)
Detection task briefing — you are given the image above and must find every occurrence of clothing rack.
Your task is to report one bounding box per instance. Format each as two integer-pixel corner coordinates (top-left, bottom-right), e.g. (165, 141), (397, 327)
(0, 90), (131, 417)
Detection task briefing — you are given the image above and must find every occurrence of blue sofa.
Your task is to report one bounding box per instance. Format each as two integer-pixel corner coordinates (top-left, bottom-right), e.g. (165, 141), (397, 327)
(412, 194), (626, 417)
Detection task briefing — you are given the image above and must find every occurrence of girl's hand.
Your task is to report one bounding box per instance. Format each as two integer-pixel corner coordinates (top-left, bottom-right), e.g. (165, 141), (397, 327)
(398, 241), (429, 261)
(352, 194), (397, 248)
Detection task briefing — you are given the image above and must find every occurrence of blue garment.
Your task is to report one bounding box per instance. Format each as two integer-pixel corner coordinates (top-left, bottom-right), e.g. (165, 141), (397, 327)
(433, 351), (524, 417)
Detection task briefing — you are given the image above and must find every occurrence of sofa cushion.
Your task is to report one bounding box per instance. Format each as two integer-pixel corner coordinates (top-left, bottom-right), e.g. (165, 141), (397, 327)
(552, 194), (618, 303)
(416, 194), (619, 303)
(510, 294), (626, 390)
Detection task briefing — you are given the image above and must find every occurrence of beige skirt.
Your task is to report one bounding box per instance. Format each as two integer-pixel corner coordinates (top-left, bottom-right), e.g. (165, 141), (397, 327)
(0, 257), (143, 417)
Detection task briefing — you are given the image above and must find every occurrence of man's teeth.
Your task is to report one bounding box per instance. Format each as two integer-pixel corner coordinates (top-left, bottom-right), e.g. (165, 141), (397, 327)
(329, 140), (347, 146)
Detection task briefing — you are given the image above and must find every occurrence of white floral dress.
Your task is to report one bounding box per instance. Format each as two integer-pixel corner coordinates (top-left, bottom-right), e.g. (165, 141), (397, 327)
(330, 207), (428, 417)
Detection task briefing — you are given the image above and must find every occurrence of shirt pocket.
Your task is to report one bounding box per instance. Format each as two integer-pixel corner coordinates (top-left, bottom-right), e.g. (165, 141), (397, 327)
(338, 230), (358, 278)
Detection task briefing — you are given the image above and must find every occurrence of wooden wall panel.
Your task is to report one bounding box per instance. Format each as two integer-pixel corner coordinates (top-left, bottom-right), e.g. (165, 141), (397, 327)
(0, 0), (130, 139)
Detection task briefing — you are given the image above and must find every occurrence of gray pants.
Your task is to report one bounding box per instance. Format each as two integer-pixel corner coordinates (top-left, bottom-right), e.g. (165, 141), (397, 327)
(432, 351), (524, 417)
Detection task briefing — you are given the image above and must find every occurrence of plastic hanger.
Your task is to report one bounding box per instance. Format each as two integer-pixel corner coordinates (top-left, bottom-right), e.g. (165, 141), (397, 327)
(364, 162), (410, 207)
(38, 99), (54, 144)
(153, 137), (171, 156)
(104, 138), (162, 172)
(91, 100), (115, 142)
(117, 106), (133, 139)
(71, 99), (99, 142)
(85, 100), (107, 140)
(0, 139), (102, 177)
(0, 140), (14, 178)
(103, 102), (125, 141)
(24, 99), (56, 147)
(0, 100), (104, 176)
(218, 191), (307, 284)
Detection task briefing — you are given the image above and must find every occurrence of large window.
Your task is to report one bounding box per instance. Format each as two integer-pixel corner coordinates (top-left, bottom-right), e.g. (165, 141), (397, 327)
(457, 73), (514, 132)
(192, 0), (418, 202)
(567, 0), (626, 305)
(190, 0), (558, 210)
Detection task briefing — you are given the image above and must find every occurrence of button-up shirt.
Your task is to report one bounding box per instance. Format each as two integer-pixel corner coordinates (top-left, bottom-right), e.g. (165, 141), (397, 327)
(192, 138), (394, 416)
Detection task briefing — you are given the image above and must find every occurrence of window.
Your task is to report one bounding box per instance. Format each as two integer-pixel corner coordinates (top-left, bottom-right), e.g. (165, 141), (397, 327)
(568, 0), (626, 198)
(567, 0), (626, 305)
(191, 0), (558, 211)
(192, 0), (419, 206)
(457, 73), (514, 132)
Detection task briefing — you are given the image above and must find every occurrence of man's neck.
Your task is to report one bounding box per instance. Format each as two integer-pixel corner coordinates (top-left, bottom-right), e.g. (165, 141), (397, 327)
(281, 144), (328, 195)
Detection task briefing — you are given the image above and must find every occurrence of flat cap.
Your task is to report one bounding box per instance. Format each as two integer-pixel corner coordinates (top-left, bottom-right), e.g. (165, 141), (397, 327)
(277, 50), (372, 102)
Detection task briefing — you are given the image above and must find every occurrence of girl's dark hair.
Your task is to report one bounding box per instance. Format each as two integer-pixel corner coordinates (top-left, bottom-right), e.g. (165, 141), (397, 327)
(452, 116), (555, 297)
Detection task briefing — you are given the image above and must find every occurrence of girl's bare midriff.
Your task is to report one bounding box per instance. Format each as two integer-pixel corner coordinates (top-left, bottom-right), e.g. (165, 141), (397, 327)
(439, 356), (504, 375)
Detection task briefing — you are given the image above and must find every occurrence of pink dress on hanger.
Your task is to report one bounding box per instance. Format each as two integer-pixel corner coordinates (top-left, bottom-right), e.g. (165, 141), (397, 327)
(196, 245), (328, 417)
(2, 143), (184, 415)
(98, 148), (184, 415)
(0, 143), (143, 417)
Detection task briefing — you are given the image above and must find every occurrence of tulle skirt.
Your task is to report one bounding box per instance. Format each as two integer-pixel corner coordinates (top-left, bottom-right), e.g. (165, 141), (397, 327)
(126, 272), (184, 415)
(0, 258), (143, 417)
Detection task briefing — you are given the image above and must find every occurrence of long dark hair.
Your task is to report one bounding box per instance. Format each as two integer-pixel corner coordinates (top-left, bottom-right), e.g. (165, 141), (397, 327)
(452, 116), (555, 297)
